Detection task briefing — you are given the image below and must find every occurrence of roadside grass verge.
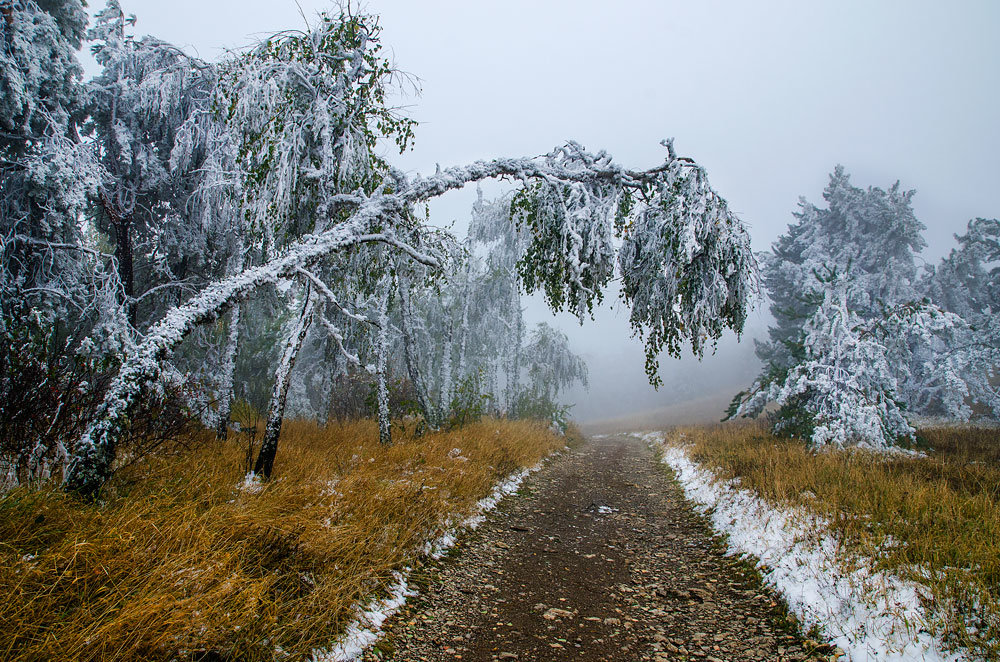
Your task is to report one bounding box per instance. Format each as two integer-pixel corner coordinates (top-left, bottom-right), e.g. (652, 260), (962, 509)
(0, 418), (571, 661)
(665, 421), (999, 659)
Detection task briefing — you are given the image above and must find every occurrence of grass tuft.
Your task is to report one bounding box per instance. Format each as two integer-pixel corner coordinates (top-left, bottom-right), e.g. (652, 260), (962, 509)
(0, 418), (570, 661)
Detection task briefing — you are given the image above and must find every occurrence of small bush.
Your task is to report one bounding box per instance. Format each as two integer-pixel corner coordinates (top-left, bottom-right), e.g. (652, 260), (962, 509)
(510, 389), (572, 433)
(0, 307), (211, 488)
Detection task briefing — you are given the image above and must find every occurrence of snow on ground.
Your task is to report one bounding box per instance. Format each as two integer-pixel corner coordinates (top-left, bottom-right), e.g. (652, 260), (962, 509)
(310, 449), (563, 661)
(310, 571), (416, 662)
(638, 431), (964, 662)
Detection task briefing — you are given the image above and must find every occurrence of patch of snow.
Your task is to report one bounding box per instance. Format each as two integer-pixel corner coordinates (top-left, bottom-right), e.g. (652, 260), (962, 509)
(638, 431), (965, 662)
(239, 471), (264, 495)
(310, 571), (415, 662)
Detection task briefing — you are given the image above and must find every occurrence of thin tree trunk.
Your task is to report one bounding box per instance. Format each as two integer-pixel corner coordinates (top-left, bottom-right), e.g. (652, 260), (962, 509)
(506, 300), (522, 415)
(439, 320), (454, 423)
(487, 357), (498, 415)
(456, 266), (473, 389)
(113, 218), (135, 328)
(253, 285), (315, 478)
(376, 272), (392, 445)
(215, 302), (240, 440)
(396, 268), (437, 429)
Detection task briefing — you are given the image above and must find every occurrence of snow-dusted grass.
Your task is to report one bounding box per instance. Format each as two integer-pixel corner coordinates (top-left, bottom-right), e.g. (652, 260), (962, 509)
(312, 462), (547, 662)
(646, 423), (1000, 661)
(0, 418), (570, 661)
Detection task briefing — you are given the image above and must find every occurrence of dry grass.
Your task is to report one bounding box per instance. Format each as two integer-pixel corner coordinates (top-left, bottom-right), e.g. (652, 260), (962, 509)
(0, 418), (571, 661)
(667, 421), (1000, 658)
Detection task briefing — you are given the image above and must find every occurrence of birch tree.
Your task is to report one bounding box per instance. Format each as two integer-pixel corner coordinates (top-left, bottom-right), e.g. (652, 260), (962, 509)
(63, 137), (755, 494)
(213, 7), (415, 471)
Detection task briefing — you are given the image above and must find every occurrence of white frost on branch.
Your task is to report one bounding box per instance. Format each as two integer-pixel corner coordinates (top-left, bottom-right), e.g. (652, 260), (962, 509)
(65, 142), (754, 493)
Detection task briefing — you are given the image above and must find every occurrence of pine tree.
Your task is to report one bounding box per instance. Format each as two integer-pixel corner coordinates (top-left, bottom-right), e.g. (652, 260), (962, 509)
(754, 166), (926, 374)
(919, 218), (1000, 417)
(735, 168), (998, 445)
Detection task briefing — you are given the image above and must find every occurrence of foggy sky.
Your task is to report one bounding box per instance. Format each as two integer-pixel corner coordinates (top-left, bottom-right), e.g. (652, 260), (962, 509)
(85, 1), (1000, 422)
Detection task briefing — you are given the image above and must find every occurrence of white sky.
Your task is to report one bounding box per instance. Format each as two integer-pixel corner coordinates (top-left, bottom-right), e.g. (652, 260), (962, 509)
(84, 1), (1000, 421)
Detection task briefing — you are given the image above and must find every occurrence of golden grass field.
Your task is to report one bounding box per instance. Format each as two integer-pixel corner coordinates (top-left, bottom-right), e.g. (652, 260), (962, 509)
(0, 418), (571, 661)
(666, 421), (1000, 659)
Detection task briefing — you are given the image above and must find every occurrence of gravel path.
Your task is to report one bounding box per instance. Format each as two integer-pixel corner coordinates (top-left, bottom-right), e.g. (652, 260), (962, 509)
(361, 434), (840, 662)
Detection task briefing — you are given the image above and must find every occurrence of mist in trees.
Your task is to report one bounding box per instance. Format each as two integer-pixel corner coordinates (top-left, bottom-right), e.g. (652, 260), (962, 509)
(1, 1), (755, 496)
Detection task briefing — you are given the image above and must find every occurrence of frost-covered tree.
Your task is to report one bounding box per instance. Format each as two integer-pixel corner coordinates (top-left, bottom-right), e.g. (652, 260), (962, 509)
(919, 217), (1000, 417)
(1, 0), (91, 319)
(514, 322), (588, 429)
(922, 218), (999, 321)
(521, 322), (588, 402)
(738, 271), (915, 448)
(468, 191), (528, 411)
(63, 137), (755, 495)
(734, 169), (998, 445)
(86, 0), (222, 331)
(0, 2), (120, 483)
(753, 166), (925, 374)
(735, 168), (925, 439)
(211, 6), (417, 475)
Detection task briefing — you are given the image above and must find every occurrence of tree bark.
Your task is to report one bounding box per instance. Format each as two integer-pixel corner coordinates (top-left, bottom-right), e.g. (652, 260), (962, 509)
(438, 321), (454, 423)
(253, 285), (315, 478)
(100, 191), (136, 329)
(456, 266), (473, 395)
(506, 299), (522, 415)
(117, 215), (136, 328)
(396, 267), (437, 429)
(376, 272), (392, 445)
(215, 302), (240, 440)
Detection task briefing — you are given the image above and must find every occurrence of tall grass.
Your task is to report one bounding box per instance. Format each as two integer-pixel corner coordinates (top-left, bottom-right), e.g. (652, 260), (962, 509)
(669, 422), (1000, 659)
(0, 418), (569, 661)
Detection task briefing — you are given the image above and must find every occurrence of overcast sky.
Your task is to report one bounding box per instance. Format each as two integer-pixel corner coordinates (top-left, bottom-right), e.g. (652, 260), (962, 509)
(85, 1), (1000, 421)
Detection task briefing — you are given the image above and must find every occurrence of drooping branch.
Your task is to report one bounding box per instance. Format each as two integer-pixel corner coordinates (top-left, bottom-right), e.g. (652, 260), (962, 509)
(317, 313), (362, 367)
(63, 143), (755, 495)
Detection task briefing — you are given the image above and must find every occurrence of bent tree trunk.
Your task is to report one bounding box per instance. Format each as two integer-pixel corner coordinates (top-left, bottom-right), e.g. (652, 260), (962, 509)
(63, 144), (753, 497)
(215, 303), (241, 440)
(253, 285), (316, 478)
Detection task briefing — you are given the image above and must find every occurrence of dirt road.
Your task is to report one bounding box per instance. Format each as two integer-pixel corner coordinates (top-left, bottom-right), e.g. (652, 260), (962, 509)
(361, 434), (837, 662)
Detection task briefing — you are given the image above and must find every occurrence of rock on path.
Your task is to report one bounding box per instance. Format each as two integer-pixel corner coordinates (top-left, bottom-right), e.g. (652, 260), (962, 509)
(361, 434), (839, 662)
